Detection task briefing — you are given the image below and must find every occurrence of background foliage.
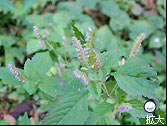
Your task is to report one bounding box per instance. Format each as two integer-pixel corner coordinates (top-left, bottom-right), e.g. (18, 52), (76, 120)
(0, 0), (166, 125)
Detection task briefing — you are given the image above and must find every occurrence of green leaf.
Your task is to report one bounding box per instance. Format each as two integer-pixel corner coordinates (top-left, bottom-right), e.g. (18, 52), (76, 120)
(0, 0), (15, 14)
(47, 25), (65, 43)
(126, 99), (151, 118)
(99, 49), (123, 72)
(0, 120), (7, 125)
(0, 35), (18, 48)
(54, 11), (75, 28)
(57, 1), (82, 15)
(23, 80), (36, 95)
(115, 87), (124, 104)
(109, 11), (130, 32)
(43, 90), (89, 125)
(128, 20), (155, 40)
(71, 22), (85, 44)
(147, 15), (165, 30)
(38, 76), (66, 96)
(24, 52), (53, 81)
(85, 102), (114, 125)
(0, 67), (22, 85)
(26, 39), (41, 54)
(99, 0), (120, 17)
(94, 26), (118, 51)
(17, 113), (31, 125)
(149, 31), (166, 49)
(114, 61), (158, 100)
(26, 13), (54, 28)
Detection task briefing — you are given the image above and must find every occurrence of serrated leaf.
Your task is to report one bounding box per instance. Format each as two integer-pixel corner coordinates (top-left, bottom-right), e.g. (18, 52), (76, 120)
(24, 52), (53, 81)
(85, 102), (114, 125)
(116, 61), (157, 78)
(43, 90), (89, 125)
(38, 76), (66, 96)
(71, 22), (85, 44)
(126, 99), (151, 118)
(17, 113), (31, 125)
(114, 61), (158, 100)
(23, 80), (36, 95)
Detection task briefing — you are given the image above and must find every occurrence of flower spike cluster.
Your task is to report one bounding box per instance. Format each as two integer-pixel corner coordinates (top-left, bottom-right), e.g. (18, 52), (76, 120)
(128, 33), (146, 60)
(73, 69), (89, 86)
(72, 36), (87, 64)
(85, 48), (102, 72)
(8, 64), (27, 83)
(85, 27), (94, 48)
(72, 28), (102, 72)
(118, 103), (132, 115)
(33, 26), (46, 50)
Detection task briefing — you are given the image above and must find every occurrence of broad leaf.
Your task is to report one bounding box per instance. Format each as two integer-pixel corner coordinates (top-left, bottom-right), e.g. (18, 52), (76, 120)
(126, 99), (151, 118)
(85, 102), (114, 125)
(24, 52), (53, 81)
(0, 0), (15, 13)
(38, 76), (67, 97)
(114, 61), (158, 100)
(43, 90), (89, 125)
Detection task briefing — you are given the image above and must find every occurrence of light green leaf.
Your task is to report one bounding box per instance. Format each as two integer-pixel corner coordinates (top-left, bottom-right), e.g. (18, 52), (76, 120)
(57, 1), (82, 15)
(99, 0), (120, 17)
(110, 11), (130, 31)
(114, 61), (158, 100)
(0, 120), (7, 125)
(128, 20), (155, 40)
(26, 13), (54, 28)
(149, 31), (166, 49)
(43, 90), (89, 125)
(18, 113), (31, 125)
(38, 76), (66, 96)
(23, 80), (36, 95)
(26, 39), (41, 54)
(24, 52), (53, 81)
(85, 102), (114, 125)
(147, 15), (165, 30)
(94, 26), (118, 51)
(0, 0), (15, 13)
(54, 11), (75, 28)
(126, 99), (151, 118)
(0, 35), (18, 48)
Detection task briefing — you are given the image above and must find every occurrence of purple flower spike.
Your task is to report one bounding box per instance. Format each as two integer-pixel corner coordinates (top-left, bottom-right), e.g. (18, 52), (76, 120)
(118, 103), (132, 115)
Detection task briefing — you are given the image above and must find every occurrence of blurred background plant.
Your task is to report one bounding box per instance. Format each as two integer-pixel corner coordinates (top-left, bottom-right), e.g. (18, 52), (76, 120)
(0, 0), (166, 125)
